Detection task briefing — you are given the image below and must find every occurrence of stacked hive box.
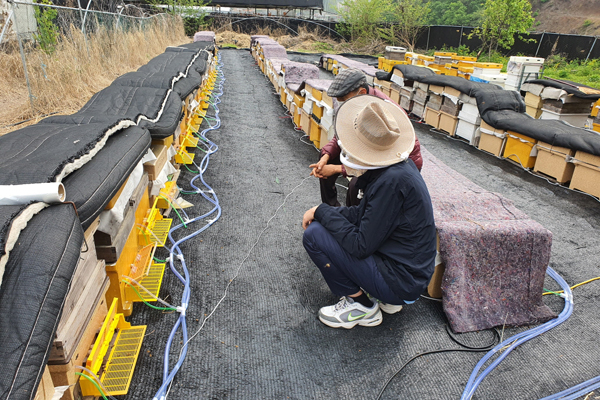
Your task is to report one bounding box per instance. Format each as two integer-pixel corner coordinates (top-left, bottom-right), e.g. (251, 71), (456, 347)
(424, 84), (444, 129)
(505, 56), (544, 91)
(478, 120), (507, 157)
(455, 92), (481, 144)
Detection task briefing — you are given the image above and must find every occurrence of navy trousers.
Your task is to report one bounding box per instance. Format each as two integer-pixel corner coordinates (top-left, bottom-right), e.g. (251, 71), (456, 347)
(303, 221), (407, 305)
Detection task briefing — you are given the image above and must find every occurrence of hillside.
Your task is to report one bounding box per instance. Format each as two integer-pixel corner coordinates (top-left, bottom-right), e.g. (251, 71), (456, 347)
(532, 0), (600, 35)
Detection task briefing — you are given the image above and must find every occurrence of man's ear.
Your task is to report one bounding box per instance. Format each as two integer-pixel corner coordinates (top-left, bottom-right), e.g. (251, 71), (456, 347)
(358, 87), (368, 95)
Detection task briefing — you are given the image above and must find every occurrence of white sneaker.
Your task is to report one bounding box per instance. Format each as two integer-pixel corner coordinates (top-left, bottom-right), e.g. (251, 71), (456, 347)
(318, 297), (382, 329)
(378, 302), (403, 315)
(365, 293), (404, 315)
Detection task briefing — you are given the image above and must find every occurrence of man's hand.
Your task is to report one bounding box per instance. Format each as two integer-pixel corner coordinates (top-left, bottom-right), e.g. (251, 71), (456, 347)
(302, 206), (318, 230)
(310, 154), (329, 178)
(311, 164), (342, 178)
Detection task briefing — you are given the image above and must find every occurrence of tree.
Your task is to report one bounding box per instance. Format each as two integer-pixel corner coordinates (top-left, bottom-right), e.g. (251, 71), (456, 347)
(428, 0), (483, 27)
(471, 0), (535, 57)
(336, 0), (393, 43)
(382, 0), (430, 51)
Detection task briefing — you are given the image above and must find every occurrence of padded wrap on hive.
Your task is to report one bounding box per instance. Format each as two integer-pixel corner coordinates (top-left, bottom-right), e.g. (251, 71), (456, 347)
(485, 109), (600, 156)
(111, 70), (203, 100)
(0, 121), (136, 184)
(0, 204), (83, 399)
(44, 86), (182, 139)
(62, 126), (151, 230)
(421, 148), (556, 333)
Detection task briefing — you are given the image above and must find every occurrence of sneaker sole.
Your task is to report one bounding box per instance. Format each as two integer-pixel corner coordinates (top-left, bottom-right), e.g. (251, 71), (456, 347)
(319, 310), (383, 329)
(379, 304), (403, 315)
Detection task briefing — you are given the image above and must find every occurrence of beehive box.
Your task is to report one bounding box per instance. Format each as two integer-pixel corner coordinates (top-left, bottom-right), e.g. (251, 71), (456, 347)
(478, 123), (506, 156)
(503, 131), (538, 168)
(533, 142), (576, 184)
(526, 105), (543, 119)
(400, 95), (413, 113)
(425, 107), (441, 129)
(570, 151), (600, 198)
(438, 112), (458, 136)
(33, 366), (55, 400)
(455, 119), (480, 145)
(300, 108), (312, 136)
(412, 101), (426, 118)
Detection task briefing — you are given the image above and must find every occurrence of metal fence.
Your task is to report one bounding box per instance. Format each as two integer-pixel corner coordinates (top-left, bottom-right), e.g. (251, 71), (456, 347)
(415, 25), (599, 61)
(1, 0), (168, 115)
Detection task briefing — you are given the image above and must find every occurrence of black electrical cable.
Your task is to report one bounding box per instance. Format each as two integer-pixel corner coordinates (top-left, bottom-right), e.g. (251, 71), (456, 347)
(375, 325), (500, 400)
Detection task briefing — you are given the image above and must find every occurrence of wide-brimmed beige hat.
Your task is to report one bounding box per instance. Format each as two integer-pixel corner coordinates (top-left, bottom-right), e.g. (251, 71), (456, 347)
(334, 95), (415, 167)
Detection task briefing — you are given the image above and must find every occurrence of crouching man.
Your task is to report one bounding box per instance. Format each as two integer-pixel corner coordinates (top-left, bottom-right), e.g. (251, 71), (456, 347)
(302, 95), (437, 329)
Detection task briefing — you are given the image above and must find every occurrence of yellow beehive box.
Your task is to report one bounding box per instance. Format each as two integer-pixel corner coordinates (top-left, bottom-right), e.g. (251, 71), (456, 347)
(434, 51), (457, 57)
(378, 56), (385, 70)
(312, 102), (324, 120)
(452, 55), (477, 61)
(293, 106), (302, 128)
(503, 131), (538, 169)
(591, 99), (600, 117)
(474, 62), (503, 69)
(309, 117), (320, 142)
(293, 93), (305, 108)
(311, 86), (323, 102)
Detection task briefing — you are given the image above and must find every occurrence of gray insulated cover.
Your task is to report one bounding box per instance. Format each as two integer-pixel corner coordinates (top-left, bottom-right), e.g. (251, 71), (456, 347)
(62, 126), (151, 229)
(139, 51), (208, 76)
(0, 204), (83, 400)
(471, 87), (526, 116)
(111, 70), (203, 100)
(0, 121), (136, 184)
(44, 86), (183, 139)
(485, 109), (600, 157)
(176, 41), (215, 52)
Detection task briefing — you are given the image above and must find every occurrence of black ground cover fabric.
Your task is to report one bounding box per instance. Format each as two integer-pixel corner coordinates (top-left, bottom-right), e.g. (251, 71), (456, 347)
(524, 78), (600, 99)
(0, 121), (134, 184)
(0, 204), (82, 400)
(111, 70), (203, 100)
(45, 86), (182, 139)
(177, 41), (215, 52)
(62, 126), (150, 230)
(121, 49), (600, 400)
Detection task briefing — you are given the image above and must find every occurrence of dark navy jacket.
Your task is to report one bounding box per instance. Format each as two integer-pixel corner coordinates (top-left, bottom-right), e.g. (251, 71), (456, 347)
(314, 160), (437, 301)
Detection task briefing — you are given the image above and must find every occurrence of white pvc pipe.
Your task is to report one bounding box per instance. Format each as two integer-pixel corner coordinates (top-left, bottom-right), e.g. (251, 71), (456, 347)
(0, 183), (66, 205)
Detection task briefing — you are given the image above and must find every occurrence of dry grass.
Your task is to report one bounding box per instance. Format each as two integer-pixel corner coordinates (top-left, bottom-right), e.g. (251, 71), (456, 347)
(215, 25), (350, 54)
(0, 15), (189, 135)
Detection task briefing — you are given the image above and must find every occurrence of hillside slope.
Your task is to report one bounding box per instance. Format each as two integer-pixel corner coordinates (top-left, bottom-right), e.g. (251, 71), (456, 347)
(532, 0), (600, 35)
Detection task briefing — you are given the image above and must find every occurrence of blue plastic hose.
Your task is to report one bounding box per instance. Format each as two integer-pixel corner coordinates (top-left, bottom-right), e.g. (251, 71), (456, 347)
(152, 54), (225, 400)
(460, 266), (574, 400)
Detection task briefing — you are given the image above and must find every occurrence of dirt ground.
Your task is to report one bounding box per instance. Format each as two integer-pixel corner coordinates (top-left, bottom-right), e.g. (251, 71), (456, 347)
(532, 0), (600, 35)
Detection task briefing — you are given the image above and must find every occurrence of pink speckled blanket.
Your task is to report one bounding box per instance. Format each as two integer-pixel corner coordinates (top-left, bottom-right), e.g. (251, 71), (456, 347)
(280, 61), (319, 85)
(193, 31), (215, 43)
(421, 148), (556, 333)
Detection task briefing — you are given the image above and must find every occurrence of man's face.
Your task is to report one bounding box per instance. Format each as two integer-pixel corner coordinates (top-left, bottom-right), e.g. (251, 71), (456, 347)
(335, 87), (367, 102)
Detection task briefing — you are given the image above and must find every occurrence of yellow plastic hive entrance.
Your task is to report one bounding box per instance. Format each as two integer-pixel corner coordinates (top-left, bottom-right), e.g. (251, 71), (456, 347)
(139, 207), (172, 247)
(80, 298), (146, 397)
(126, 262), (167, 302)
(100, 325), (146, 395)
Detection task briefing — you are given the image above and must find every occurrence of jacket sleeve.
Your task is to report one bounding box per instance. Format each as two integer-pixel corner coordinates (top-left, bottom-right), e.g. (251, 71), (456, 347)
(409, 136), (423, 171)
(314, 182), (404, 259)
(320, 138), (341, 159)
